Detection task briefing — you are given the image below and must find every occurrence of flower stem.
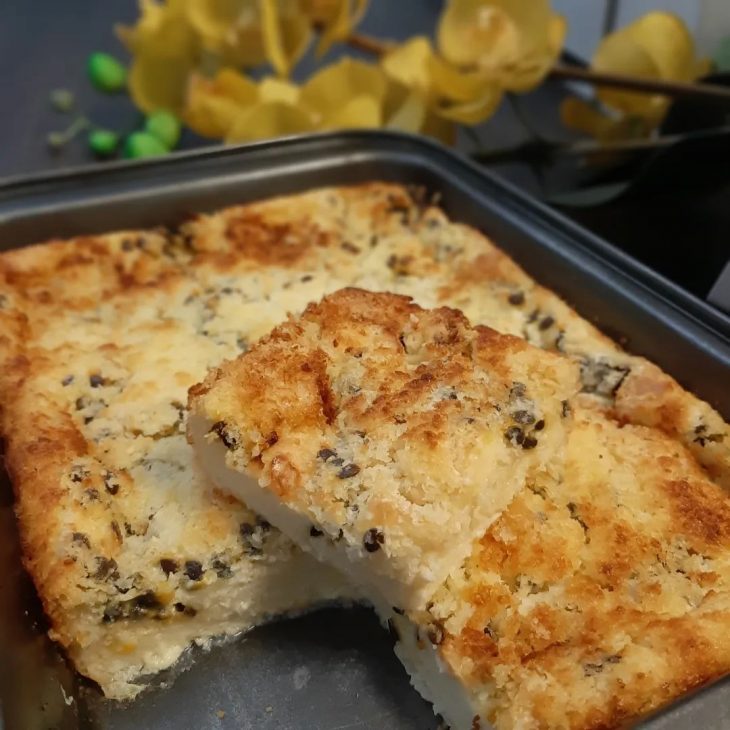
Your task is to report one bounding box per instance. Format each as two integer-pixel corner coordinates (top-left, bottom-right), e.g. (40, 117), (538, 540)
(345, 31), (393, 55)
(344, 31), (730, 106)
(550, 64), (730, 106)
(47, 115), (90, 150)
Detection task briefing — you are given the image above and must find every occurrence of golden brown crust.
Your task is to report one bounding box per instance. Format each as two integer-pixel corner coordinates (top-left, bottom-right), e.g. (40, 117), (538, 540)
(417, 407), (730, 729)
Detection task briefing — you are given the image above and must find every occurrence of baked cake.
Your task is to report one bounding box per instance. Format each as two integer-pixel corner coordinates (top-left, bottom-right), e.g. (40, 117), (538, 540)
(188, 288), (579, 611)
(1, 182), (727, 705)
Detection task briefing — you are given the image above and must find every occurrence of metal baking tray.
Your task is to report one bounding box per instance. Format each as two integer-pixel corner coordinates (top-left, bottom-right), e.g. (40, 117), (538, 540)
(1, 131), (728, 730)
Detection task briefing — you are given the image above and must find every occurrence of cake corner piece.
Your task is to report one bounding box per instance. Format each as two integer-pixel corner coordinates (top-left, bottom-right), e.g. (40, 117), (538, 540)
(383, 406), (730, 729)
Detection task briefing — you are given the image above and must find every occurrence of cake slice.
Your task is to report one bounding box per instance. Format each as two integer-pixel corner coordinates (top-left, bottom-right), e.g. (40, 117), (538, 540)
(188, 288), (579, 611)
(382, 407), (730, 729)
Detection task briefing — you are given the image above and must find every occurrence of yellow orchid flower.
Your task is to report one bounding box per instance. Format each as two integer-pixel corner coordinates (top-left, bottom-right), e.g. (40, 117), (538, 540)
(300, 57), (386, 126)
(184, 58), (392, 143)
(594, 12), (710, 127)
(300, 0), (370, 56)
(118, 0), (200, 114)
(185, 0), (268, 67)
(437, 0), (566, 92)
(259, 0), (368, 76)
(185, 68), (259, 137)
(382, 37), (502, 126)
(259, 0), (313, 77)
(121, 0), (370, 103)
(562, 12), (710, 140)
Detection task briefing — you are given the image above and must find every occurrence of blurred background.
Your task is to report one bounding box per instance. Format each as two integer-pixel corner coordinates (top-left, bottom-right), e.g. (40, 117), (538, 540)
(2, 0), (729, 311)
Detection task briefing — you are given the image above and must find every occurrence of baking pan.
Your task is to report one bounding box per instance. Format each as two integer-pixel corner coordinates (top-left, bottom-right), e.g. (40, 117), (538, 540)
(0, 130), (728, 730)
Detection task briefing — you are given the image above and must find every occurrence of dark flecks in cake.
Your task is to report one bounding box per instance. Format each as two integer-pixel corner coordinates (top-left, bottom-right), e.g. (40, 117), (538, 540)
(337, 463), (360, 479)
(184, 560), (204, 581)
(317, 448), (337, 462)
(505, 426), (525, 446)
(584, 654), (621, 677)
(341, 241), (360, 254)
(511, 410), (535, 425)
(72, 532), (91, 548)
(510, 382), (526, 399)
(567, 502), (590, 543)
(111, 521), (123, 544)
(212, 559), (232, 578)
(693, 423), (725, 447)
(94, 557), (119, 581)
(210, 421), (238, 450)
(483, 622), (498, 641)
(539, 315), (555, 331)
(240, 520), (270, 556)
(103, 471), (120, 495)
(70, 465), (90, 483)
(363, 528), (385, 552)
(426, 621), (445, 645)
(579, 358), (630, 399)
(160, 558), (179, 576)
(174, 602), (197, 617)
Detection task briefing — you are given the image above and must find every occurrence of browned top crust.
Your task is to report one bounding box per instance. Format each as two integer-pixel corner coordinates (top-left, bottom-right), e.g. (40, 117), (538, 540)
(405, 406), (730, 729)
(189, 289), (578, 608)
(0, 181), (727, 700)
(1, 183), (727, 489)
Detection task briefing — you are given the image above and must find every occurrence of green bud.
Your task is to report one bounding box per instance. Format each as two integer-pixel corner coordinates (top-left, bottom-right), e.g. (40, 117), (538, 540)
(89, 129), (120, 157)
(50, 89), (75, 112)
(144, 111), (181, 150)
(47, 131), (66, 150)
(87, 52), (127, 93)
(123, 132), (169, 159)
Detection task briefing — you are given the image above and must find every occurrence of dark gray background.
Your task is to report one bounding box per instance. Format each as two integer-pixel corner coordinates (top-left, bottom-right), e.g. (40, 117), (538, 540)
(3, 1), (729, 308)
(0, 0), (566, 190)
